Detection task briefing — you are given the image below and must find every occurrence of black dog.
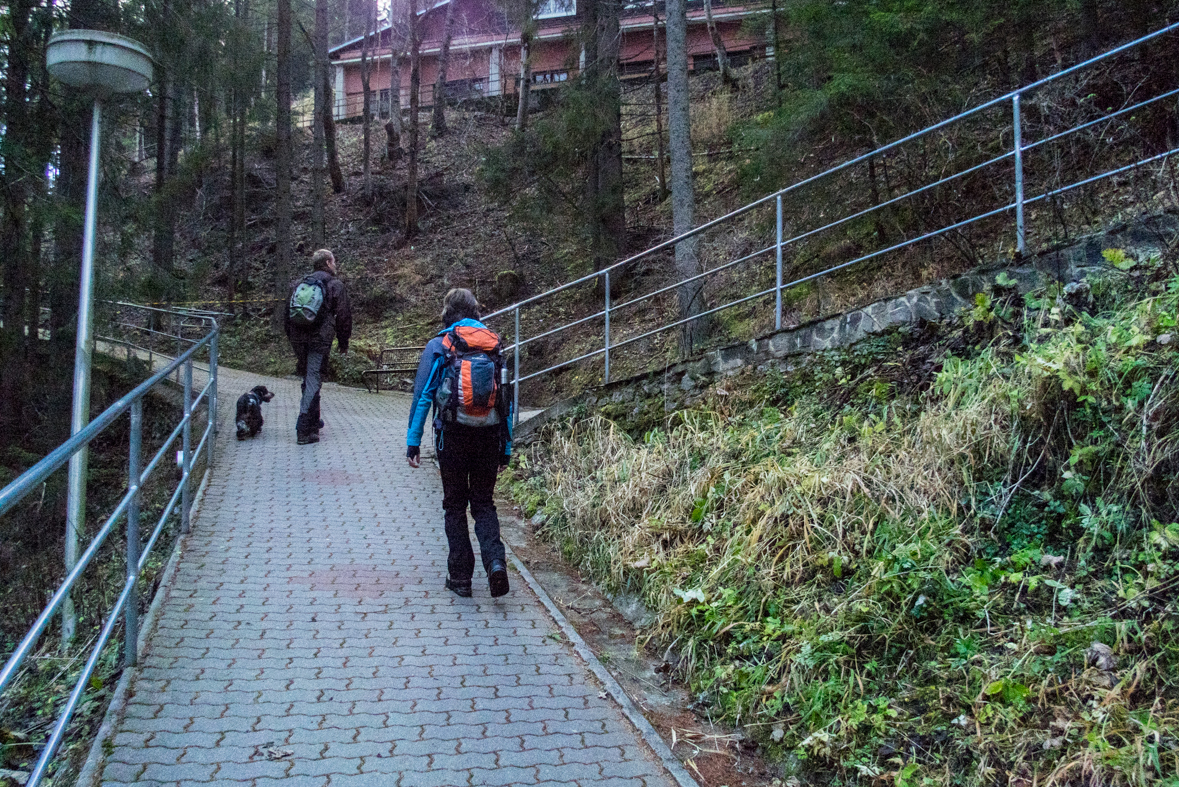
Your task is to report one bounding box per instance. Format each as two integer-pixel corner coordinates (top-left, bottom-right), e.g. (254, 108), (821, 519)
(235, 386), (274, 440)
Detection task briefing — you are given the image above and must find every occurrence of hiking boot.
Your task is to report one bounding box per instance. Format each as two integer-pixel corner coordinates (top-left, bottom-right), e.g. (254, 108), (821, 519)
(296, 414), (319, 445)
(445, 577), (472, 598)
(488, 559), (510, 598)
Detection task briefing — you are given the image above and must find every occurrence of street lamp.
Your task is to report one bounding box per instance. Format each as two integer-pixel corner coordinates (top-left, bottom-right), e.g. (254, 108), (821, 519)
(46, 30), (152, 647)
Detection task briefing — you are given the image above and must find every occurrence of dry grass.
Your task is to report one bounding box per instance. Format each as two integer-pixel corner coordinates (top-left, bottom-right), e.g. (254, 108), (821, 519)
(512, 257), (1179, 785)
(690, 91), (736, 151)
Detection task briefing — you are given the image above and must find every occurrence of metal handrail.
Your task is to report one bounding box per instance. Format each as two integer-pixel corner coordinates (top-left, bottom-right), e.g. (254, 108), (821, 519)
(0, 304), (219, 787)
(481, 22), (1179, 419)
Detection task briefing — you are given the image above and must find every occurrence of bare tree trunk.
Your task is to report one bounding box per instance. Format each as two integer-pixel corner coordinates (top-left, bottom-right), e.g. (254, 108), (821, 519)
(274, 0), (293, 332)
(515, 26), (533, 131)
(151, 63), (173, 275)
(25, 27), (51, 354)
(584, 0), (626, 286)
(1080, 0), (1102, 56)
(168, 86), (184, 184)
(652, 0), (667, 201)
(432, 0), (456, 136)
(389, 51), (403, 139)
(261, 16), (269, 89)
(192, 87), (203, 143)
(666, 0), (707, 353)
(323, 67), (346, 192)
(770, 0), (782, 101)
(228, 0), (245, 308)
(703, 0), (734, 88)
(386, 50), (403, 163)
(867, 152), (888, 244)
(152, 78), (183, 283)
(51, 106), (85, 348)
(0, 0), (35, 436)
(311, 0), (328, 246)
(361, 0), (376, 200)
(405, 0), (421, 239)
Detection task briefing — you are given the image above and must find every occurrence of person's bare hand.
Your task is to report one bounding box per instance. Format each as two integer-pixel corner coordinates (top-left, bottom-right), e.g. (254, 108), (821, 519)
(407, 454), (421, 468)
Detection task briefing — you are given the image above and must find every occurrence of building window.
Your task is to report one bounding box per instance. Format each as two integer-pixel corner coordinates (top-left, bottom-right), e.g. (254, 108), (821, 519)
(531, 70), (568, 85)
(536, 0), (575, 19)
(693, 49), (754, 73)
(443, 78), (485, 101)
(619, 59), (654, 77)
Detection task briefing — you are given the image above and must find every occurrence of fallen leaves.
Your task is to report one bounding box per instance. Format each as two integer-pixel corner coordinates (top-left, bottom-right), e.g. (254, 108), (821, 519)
(1040, 553), (1065, 569)
(1085, 642), (1116, 672)
(255, 744), (294, 761)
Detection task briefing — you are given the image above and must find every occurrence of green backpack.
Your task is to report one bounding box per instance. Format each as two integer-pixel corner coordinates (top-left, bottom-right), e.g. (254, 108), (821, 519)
(288, 276), (326, 328)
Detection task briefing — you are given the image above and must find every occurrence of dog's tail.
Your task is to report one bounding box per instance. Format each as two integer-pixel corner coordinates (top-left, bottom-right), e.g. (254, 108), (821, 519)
(236, 419), (249, 440)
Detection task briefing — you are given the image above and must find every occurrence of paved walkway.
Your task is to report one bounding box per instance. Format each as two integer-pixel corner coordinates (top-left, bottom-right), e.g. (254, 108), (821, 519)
(99, 365), (677, 787)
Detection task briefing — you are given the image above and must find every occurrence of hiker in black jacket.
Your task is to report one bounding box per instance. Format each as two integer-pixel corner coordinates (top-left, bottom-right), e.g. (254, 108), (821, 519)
(284, 249), (353, 445)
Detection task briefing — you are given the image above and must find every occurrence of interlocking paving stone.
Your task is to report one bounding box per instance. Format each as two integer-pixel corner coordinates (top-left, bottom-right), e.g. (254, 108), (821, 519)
(99, 366), (678, 786)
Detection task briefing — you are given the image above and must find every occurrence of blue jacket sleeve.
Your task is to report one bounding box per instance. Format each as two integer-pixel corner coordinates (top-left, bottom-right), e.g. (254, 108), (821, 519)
(406, 339), (444, 448)
(503, 399), (513, 458)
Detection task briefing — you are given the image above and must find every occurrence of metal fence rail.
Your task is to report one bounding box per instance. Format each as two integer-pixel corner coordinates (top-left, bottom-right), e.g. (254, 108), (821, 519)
(482, 22), (1179, 421)
(0, 305), (219, 787)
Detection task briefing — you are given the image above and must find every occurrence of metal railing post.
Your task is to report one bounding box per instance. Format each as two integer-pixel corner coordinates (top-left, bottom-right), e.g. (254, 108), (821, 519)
(513, 307), (520, 429)
(124, 400), (142, 668)
(1013, 92), (1026, 256)
(604, 272), (611, 384)
(775, 194), (784, 331)
(181, 358), (192, 534)
(208, 330), (218, 467)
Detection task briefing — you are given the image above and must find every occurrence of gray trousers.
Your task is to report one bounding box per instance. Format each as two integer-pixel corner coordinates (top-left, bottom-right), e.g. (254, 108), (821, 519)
(293, 342), (329, 422)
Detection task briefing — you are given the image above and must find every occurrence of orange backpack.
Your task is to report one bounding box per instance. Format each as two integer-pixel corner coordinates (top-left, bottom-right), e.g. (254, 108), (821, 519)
(434, 325), (506, 427)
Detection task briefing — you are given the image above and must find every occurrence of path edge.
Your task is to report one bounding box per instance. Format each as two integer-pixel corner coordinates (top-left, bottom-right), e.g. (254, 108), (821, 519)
(74, 467), (213, 787)
(506, 548), (700, 787)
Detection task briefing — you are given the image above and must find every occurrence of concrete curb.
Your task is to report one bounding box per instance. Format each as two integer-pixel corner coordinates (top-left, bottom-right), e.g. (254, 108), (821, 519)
(74, 467), (212, 787)
(506, 548), (700, 787)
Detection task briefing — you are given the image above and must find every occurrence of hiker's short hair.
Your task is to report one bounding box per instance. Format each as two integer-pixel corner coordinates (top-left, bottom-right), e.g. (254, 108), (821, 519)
(311, 249), (335, 272)
(441, 288), (481, 325)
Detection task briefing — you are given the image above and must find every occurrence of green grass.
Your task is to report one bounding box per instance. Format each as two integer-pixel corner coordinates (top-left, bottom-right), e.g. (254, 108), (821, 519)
(510, 251), (1179, 785)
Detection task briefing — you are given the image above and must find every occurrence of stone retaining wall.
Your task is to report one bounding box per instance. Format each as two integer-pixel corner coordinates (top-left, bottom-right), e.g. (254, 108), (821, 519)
(517, 213), (1179, 441)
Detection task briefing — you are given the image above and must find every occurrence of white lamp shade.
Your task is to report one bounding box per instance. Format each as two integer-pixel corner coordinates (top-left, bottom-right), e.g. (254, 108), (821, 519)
(47, 30), (153, 95)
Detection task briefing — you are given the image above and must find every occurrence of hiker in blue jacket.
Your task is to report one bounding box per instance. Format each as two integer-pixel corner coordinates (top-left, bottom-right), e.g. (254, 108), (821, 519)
(406, 288), (513, 598)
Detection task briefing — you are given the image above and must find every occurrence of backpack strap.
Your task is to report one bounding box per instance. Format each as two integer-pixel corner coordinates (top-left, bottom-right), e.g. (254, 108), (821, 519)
(438, 330), (461, 423)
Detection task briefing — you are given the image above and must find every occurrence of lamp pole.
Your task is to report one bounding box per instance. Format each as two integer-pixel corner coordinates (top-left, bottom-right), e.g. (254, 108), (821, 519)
(61, 98), (103, 646)
(47, 30), (153, 648)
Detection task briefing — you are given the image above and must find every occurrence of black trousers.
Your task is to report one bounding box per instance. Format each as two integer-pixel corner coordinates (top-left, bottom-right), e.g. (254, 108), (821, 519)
(438, 424), (506, 581)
